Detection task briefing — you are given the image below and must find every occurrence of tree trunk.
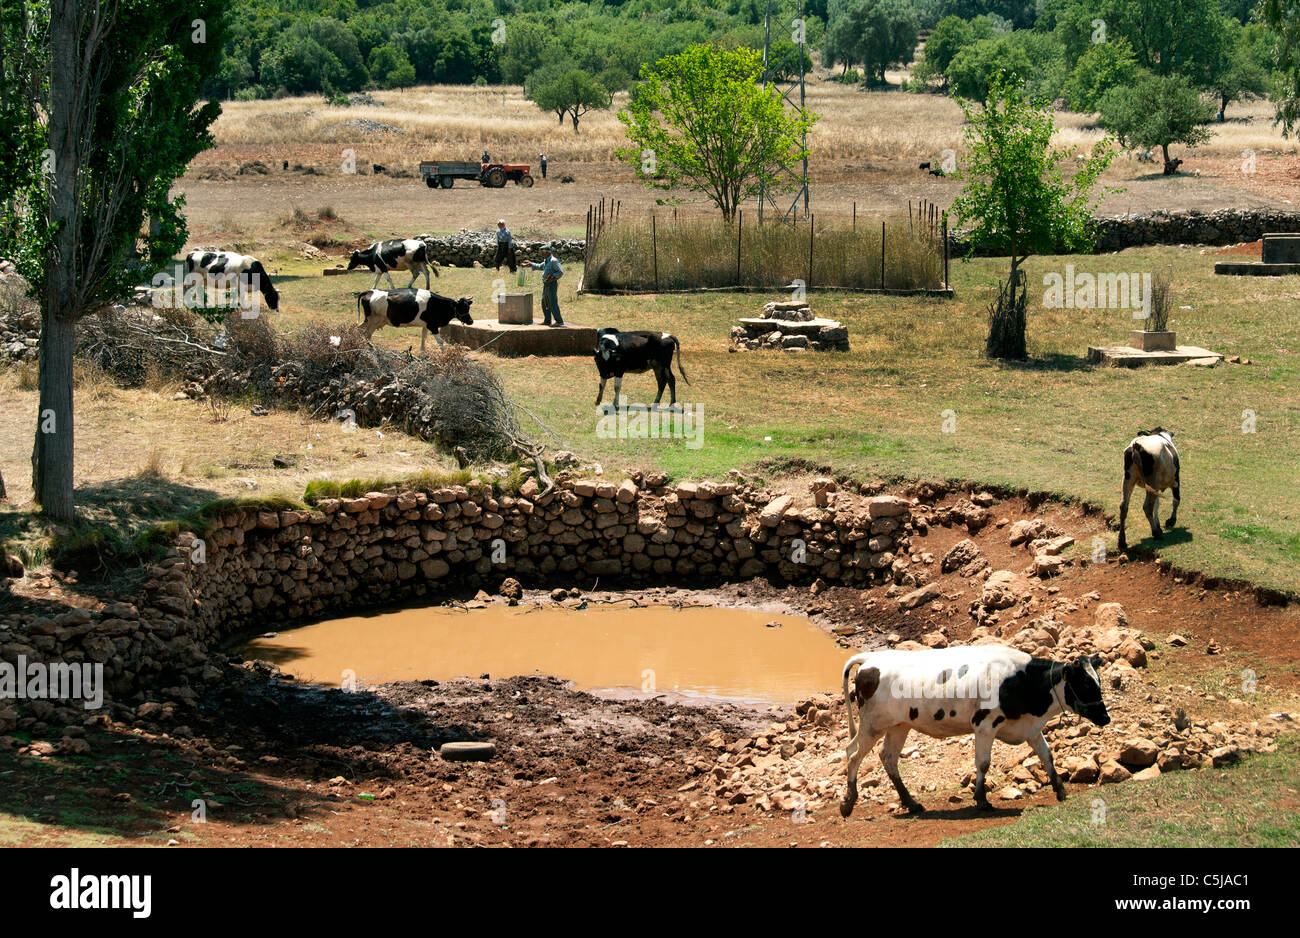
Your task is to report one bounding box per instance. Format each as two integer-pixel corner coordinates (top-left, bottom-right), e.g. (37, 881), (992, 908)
(31, 315), (77, 520)
(1161, 143), (1173, 173)
(32, 0), (84, 521)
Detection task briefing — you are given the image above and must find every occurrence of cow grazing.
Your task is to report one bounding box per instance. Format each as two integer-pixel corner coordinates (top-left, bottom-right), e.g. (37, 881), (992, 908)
(356, 288), (472, 353)
(347, 239), (438, 290)
(1118, 427), (1181, 552)
(184, 250), (279, 311)
(839, 646), (1110, 816)
(593, 327), (689, 409)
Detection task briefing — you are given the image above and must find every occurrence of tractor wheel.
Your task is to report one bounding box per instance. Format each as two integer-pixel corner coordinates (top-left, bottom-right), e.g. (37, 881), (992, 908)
(520, 174), (535, 188)
(425, 177), (437, 188)
(486, 168), (506, 188)
(440, 176), (454, 189)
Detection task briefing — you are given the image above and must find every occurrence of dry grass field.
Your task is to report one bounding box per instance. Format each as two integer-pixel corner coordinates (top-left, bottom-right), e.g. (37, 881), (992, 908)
(182, 82), (1300, 246)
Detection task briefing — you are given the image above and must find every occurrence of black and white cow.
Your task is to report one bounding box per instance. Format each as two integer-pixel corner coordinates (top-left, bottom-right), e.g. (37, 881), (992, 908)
(839, 646), (1110, 816)
(184, 250), (279, 311)
(593, 327), (689, 409)
(1118, 427), (1181, 552)
(356, 288), (473, 353)
(347, 239), (438, 290)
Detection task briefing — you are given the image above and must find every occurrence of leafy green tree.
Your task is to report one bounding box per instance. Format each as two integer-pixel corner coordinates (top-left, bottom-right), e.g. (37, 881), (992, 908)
(498, 19), (560, 85)
(525, 66), (611, 132)
(1210, 20), (1273, 119)
(617, 44), (817, 222)
(368, 42), (415, 89)
(947, 34), (1033, 99)
(914, 15), (991, 89)
(1263, 0), (1300, 133)
(1098, 71), (1215, 173)
(1, 0), (228, 519)
(262, 35), (346, 95)
(1066, 35), (1138, 111)
(765, 38), (814, 82)
(951, 72), (1115, 359)
(824, 0), (919, 85)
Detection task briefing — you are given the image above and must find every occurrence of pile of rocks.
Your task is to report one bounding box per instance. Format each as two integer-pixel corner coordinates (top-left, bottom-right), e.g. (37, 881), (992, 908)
(413, 231), (586, 267)
(729, 300), (850, 353)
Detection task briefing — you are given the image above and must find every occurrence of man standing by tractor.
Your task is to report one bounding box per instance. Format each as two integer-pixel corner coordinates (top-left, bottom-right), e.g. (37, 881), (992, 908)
(539, 153), (547, 180)
(528, 247), (564, 326)
(494, 219), (517, 273)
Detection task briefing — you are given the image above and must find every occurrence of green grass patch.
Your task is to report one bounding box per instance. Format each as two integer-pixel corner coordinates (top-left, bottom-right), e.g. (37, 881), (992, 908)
(942, 736), (1300, 847)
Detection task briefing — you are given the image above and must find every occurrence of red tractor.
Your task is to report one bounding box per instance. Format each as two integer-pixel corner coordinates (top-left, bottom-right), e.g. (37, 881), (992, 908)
(420, 160), (534, 189)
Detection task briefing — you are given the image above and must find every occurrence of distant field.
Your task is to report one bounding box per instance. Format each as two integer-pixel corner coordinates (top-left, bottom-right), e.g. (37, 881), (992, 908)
(181, 82), (1300, 245)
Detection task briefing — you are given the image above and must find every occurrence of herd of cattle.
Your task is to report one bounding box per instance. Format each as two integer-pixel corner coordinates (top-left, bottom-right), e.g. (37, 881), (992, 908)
(182, 239), (1190, 816)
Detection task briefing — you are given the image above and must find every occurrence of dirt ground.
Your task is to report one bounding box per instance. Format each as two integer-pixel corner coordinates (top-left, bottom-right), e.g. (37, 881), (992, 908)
(177, 150), (1298, 250)
(6, 486), (1297, 847)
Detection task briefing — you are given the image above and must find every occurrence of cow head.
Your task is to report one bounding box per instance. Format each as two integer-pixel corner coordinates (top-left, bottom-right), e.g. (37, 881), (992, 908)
(1063, 655), (1110, 726)
(595, 328), (621, 361)
(346, 250), (370, 272)
(455, 296), (473, 325)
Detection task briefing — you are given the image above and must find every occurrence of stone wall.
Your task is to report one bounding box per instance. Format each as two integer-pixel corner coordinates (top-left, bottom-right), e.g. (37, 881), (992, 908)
(0, 476), (914, 732)
(951, 208), (1300, 256)
(416, 231), (586, 267)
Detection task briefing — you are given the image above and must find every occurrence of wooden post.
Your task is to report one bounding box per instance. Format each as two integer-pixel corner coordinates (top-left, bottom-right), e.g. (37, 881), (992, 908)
(881, 220), (886, 290)
(853, 202), (857, 231)
(652, 214), (659, 292)
(736, 210), (743, 286)
(808, 214), (814, 290)
(942, 212), (949, 289)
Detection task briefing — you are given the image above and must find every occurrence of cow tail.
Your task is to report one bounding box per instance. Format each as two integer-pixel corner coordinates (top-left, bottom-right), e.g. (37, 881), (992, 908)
(842, 655), (863, 740)
(356, 292), (364, 327)
(673, 335), (691, 385)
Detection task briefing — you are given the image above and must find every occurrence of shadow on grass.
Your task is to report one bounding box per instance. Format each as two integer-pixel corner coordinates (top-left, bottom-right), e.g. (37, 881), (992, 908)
(991, 353), (1095, 373)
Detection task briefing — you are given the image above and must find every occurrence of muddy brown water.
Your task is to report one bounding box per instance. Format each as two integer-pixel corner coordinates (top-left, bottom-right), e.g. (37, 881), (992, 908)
(239, 603), (847, 703)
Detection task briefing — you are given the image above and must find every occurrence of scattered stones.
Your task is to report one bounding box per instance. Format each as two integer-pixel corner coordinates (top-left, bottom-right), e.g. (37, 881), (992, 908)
(941, 539), (982, 573)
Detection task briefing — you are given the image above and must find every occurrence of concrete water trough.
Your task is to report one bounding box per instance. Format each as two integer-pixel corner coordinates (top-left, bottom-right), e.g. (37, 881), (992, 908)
(1214, 233), (1300, 276)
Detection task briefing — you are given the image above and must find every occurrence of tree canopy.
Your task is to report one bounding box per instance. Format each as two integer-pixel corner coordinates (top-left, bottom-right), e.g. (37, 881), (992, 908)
(617, 44), (817, 222)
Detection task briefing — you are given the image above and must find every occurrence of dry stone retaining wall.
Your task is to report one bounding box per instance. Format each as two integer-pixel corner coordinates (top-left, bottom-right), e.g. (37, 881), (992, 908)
(0, 476), (913, 732)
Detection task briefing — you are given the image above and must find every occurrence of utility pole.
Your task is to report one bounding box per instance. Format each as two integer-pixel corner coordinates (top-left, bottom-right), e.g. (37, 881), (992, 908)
(759, 0), (810, 224)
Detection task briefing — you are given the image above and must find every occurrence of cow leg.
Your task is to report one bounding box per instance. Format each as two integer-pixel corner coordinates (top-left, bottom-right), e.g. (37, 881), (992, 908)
(613, 376), (623, 411)
(1027, 730), (1067, 802)
(595, 378), (607, 406)
(839, 724), (885, 819)
(1118, 471), (1135, 552)
(1167, 466), (1180, 529)
(408, 269), (419, 289)
(371, 271), (383, 290)
(385, 270), (398, 291)
(663, 364), (677, 407)
(881, 725), (925, 813)
(1144, 491), (1163, 540)
(434, 329), (446, 349)
(973, 726), (996, 810)
(651, 364), (666, 406)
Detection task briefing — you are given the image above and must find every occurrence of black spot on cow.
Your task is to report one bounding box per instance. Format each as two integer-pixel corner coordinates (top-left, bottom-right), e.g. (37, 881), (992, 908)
(933, 708), (945, 721)
(853, 666), (881, 706)
(997, 658), (1059, 720)
(937, 669), (952, 684)
(972, 708), (990, 726)
(909, 707), (919, 720)
(949, 709), (956, 717)
(992, 715), (1005, 727)
(957, 664), (969, 679)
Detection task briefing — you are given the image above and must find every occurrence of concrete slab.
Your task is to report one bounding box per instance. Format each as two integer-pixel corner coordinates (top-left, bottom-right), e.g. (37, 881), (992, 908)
(1213, 261), (1300, 276)
(1087, 344), (1224, 367)
(1263, 233), (1300, 264)
(737, 317), (843, 336)
(442, 319), (598, 357)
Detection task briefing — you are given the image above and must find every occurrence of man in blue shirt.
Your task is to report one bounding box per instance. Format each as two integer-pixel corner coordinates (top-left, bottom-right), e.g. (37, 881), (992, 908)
(528, 248), (564, 326)
(493, 219), (517, 273)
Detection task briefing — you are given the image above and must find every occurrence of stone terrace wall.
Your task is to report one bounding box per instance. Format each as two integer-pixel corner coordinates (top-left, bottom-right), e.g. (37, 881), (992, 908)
(0, 476), (914, 733)
(416, 232), (586, 267)
(952, 208), (1300, 256)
